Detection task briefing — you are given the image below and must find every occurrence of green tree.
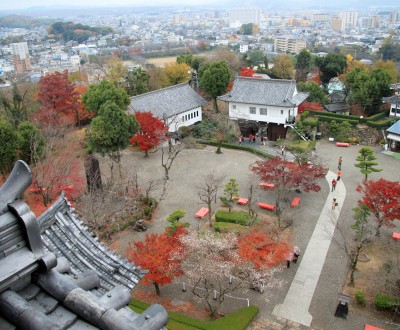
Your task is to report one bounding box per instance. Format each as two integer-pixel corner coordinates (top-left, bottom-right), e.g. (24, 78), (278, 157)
(245, 51), (265, 68)
(378, 38), (400, 61)
(345, 67), (391, 112)
(89, 101), (138, 179)
(315, 53), (347, 85)
(176, 54), (193, 66)
(298, 81), (330, 104)
(18, 122), (44, 164)
(240, 23), (255, 35)
(124, 67), (149, 96)
(166, 209), (189, 236)
(199, 61), (231, 112)
(295, 49), (312, 82)
(82, 80), (130, 115)
(354, 147), (382, 181)
(220, 178), (239, 212)
(0, 121), (20, 174)
(270, 54), (294, 79)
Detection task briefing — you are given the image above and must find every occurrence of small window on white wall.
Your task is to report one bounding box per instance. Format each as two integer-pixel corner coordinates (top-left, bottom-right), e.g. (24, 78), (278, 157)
(280, 110), (284, 115)
(232, 104), (236, 110)
(182, 116), (184, 122)
(250, 107), (256, 114)
(260, 108), (268, 115)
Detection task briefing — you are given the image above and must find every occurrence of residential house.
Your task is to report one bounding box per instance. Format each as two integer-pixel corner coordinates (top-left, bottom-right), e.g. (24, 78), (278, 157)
(383, 94), (400, 119)
(386, 120), (400, 151)
(218, 76), (308, 140)
(128, 82), (206, 133)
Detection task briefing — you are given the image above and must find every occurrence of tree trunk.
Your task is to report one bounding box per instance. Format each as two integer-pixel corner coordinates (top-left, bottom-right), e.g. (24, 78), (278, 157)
(213, 98), (219, 113)
(84, 155), (103, 193)
(376, 221), (382, 237)
(144, 150), (149, 157)
(154, 282), (160, 296)
(216, 140), (222, 154)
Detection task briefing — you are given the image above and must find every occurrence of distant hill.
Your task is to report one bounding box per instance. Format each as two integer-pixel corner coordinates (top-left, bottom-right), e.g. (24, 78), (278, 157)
(0, 14), (54, 28)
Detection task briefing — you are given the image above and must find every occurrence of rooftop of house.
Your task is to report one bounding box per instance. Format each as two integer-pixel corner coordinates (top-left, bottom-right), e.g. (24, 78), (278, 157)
(128, 82), (206, 119)
(387, 120), (400, 135)
(0, 161), (168, 330)
(218, 76), (308, 107)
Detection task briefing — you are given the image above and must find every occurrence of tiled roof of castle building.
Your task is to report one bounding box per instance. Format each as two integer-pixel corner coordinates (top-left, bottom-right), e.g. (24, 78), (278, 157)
(0, 161), (168, 330)
(128, 82), (206, 119)
(218, 76), (309, 107)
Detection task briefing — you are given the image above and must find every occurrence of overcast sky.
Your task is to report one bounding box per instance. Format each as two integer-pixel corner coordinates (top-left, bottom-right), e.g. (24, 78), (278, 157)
(1, 0), (225, 10)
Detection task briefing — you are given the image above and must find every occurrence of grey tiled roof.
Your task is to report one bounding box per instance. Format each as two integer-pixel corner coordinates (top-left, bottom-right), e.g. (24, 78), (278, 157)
(0, 161), (168, 330)
(37, 193), (143, 292)
(387, 120), (400, 135)
(218, 77), (309, 107)
(128, 82), (206, 118)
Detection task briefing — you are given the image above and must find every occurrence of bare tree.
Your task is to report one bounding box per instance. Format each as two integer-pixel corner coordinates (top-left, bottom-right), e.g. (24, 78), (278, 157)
(161, 136), (195, 181)
(209, 112), (239, 154)
(197, 173), (223, 225)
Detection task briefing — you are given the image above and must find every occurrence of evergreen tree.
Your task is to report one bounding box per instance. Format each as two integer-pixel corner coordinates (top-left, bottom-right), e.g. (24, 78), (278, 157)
(354, 147), (382, 181)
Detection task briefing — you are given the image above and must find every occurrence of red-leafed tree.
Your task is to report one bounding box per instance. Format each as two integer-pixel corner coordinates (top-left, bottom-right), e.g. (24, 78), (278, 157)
(252, 156), (327, 227)
(237, 230), (290, 270)
(74, 85), (94, 126)
(239, 67), (256, 77)
(356, 179), (400, 237)
(36, 70), (81, 127)
(298, 101), (323, 114)
(130, 112), (168, 157)
(126, 227), (187, 296)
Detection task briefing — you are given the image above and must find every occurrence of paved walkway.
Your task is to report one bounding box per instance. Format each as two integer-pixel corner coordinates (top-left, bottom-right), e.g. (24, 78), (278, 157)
(273, 170), (346, 326)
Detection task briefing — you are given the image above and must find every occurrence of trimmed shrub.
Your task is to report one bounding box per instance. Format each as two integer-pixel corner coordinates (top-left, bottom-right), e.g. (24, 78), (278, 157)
(197, 140), (272, 159)
(215, 210), (251, 226)
(302, 117), (318, 128)
(317, 115), (359, 127)
(355, 290), (366, 306)
(214, 222), (248, 233)
(366, 119), (393, 130)
(374, 293), (393, 311)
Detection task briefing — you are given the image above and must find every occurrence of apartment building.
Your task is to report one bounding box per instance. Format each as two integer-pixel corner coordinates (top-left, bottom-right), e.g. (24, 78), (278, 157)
(274, 36), (306, 54)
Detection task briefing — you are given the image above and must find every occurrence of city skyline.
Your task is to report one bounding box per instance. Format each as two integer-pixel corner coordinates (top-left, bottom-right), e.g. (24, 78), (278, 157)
(1, 0), (399, 11)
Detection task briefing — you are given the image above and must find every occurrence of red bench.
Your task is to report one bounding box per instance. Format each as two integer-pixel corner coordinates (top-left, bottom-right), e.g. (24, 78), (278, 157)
(336, 142), (350, 147)
(195, 208), (209, 219)
(392, 232), (400, 241)
(257, 202), (275, 211)
(259, 182), (275, 189)
(291, 197), (301, 207)
(237, 198), (249, 205)
(365, 325), (384, 330)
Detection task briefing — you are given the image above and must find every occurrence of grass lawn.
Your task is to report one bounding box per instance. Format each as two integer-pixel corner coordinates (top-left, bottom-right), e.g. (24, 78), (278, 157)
(129, 299), (259, 330)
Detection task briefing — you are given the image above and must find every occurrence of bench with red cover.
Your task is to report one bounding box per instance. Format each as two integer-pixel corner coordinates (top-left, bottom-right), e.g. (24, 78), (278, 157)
(195, 208), (209, 219)
(291, 197), (301, 207)
(236, 198), (249, 205)
(392, 232), (400, 241)
(257, 202), (275, 211)
(336, 142), (350, 147)
(258, 182), (275, 189)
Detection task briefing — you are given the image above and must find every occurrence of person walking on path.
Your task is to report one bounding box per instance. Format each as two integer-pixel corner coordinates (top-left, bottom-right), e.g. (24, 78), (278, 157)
(293, 246), (301, 264)
(337, 169), (342, 181)
(331, 179), (337, 192)
(238, 135), (242, 145)
(332, 198), (338, 210)
(286, 251), (293, 268)
(248, 134), (253, 143)
(338, 156), (343, 170)
(260, 135), (264, 145)
(281, 145), (285, 156)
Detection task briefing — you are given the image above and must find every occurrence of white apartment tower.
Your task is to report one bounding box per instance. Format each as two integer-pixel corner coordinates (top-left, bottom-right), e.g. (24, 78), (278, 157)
(11, 42), (31, 74)
(229, 8), (261, 28)
(340, 11), (358, 30)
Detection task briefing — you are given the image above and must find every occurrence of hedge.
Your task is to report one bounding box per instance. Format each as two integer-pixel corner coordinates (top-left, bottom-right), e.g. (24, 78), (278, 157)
(215, 210), (251, 225)
(316, 115), (359, 127)
(366, 119), (393, 130)
(307, 109), (388, 125)
(129, 299), (259, 330)
(213, 222), (248, 233)
(197, 140), (272, 158)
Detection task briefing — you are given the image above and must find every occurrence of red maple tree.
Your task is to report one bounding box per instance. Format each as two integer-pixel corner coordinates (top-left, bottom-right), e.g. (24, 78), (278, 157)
(36, 70), (81, 127)
(239, 67), (256, 77)
(130, 112), (168, 157)
(237, 230), (290, 270)
(126, 227), (187, 296)
(356, 179), (400, 237)
(298, 101), (323, 114)
(252, 157), (327, 227)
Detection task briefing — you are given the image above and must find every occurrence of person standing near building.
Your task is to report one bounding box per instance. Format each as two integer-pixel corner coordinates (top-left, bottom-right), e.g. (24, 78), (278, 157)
(338, 156), (343, 170)
(293, 246), (301, 264)
(260, 135), (264, 145)
(238, 135), (242, 145)
(331, 179), (337, 192)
